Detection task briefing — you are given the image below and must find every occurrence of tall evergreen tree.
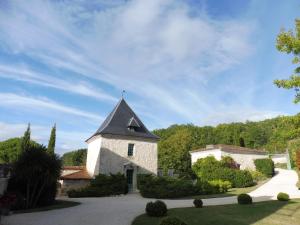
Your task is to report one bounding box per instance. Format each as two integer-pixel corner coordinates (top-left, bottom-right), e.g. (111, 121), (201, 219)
(47, 124), (56, 155)
(20, 123), (31, 152)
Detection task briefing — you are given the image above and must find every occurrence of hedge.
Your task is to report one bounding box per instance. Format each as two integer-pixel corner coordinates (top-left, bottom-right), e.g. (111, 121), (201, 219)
(67, 173), (127, 197)
(254, 158), (275, 177)
(137, 175), (230, 198)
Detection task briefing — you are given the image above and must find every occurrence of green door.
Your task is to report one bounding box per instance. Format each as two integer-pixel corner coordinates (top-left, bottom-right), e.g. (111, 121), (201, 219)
(126, 169), (134, 192)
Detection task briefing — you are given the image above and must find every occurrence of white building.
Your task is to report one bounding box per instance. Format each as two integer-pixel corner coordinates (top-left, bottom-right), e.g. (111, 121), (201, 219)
(190, 144), (268, 170)
(85, 98), (159, 191)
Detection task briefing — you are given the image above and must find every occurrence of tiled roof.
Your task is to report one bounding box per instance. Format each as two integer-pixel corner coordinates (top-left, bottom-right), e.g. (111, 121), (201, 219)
(60, 166), (92, 180)
(86, 99), (159, 142)
(190, 144), (267, 155)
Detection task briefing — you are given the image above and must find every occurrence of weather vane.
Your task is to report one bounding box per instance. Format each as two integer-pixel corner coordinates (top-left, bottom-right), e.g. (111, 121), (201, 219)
(122, 90), (126, 99)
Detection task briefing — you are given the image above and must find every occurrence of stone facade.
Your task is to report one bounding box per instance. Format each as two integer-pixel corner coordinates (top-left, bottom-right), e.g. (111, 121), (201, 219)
(86, 134), (157, 191)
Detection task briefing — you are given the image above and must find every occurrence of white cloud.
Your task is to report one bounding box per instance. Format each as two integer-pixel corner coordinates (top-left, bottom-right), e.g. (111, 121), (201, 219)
(0, 93), (103, 122)
(0, 0), (285, 135)
(0, 64), (117, 102)
(0, 0), (256, 122)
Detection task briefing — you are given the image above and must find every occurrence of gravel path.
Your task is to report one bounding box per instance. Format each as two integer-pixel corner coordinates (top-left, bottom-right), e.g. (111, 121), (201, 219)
(3, 168), (300, 225)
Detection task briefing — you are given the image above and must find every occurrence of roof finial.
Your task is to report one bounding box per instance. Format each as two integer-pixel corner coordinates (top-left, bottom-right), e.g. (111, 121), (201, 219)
(121, 90), (126, 99)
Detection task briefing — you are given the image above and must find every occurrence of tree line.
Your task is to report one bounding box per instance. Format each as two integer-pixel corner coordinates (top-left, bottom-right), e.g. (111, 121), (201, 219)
(153, 114), (300, 174)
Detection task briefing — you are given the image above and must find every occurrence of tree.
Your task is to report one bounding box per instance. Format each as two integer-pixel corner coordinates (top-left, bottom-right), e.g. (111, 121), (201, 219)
(47, 124), (56, 155)
(158, 128), (192, 174)
(20, 123), (31, 152)
(62, 149), (87, 166)
(274, 19), (300, 103)
(8, 144), (61, 209)
(0, 138), (40, 163)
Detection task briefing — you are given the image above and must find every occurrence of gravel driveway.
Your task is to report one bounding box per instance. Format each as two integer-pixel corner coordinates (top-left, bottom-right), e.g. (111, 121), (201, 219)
(3, 168), (300, 225)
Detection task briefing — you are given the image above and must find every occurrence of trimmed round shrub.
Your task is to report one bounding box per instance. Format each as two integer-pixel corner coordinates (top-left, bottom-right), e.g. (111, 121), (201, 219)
(159, 217), (187, 225)
(146, 200), (167, 217)
(277, 192), (289, 201)
(193, 198), (203, 208)
(237, 193), (252, 205)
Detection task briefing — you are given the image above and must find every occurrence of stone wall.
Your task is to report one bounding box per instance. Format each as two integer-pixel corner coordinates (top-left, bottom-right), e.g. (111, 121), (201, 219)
(99, 135), (158, 175)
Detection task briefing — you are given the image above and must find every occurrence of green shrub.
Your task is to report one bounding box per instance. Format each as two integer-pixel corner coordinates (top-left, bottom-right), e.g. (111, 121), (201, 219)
(138, 175), (197, 198)
(192, 157), (254, 188)
(159, 217), (187, 225)
(193, 198), (203, 208)
(67, 173), (127, 198)
(138, 174), (232, 199)
(208, 180), (232, 193)
(237, 194), (252, 205)
(145, 200), (167, 217)
(248, 170), (267, 182)
(8, 145), (61, 209)
(277, 192), (289, 201)
(233, 170), (254, 188)
(254, 158), (275, 177)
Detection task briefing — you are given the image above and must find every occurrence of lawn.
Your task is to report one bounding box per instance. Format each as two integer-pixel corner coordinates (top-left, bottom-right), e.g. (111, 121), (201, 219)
(132, 199), (300, 225)
(181, 180), (268, 199)
(14, 200), (80, 214)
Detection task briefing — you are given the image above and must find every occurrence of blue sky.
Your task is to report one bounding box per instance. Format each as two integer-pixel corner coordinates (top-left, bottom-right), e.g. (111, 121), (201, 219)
(0, 0), (299, 154)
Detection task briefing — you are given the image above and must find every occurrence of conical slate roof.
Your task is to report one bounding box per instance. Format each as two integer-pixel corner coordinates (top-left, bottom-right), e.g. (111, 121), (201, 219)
(86, 99), (159, 141)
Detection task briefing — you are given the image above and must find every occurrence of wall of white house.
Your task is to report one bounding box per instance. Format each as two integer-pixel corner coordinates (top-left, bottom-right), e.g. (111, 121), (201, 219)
(191, 149), (222, 164)
(86, 135), (102, 177)
(221, 151), (268, 170)
(190, 149), (268, 170)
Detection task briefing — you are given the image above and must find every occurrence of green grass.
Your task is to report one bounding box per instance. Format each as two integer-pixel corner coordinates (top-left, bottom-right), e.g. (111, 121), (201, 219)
(132, 199), (300, 225)
(180, 180), (268, 199)
(14, 200), (80, 214)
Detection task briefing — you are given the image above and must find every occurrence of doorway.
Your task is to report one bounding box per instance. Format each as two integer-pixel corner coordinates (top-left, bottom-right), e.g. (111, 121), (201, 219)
(126, 169), (134, 192)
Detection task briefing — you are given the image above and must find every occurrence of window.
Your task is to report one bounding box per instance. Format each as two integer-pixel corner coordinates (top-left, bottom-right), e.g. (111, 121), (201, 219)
(128, 144), (134, 156)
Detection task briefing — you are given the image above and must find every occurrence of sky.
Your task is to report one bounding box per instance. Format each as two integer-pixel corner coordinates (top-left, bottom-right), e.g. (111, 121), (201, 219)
(0, 0), (299, 155)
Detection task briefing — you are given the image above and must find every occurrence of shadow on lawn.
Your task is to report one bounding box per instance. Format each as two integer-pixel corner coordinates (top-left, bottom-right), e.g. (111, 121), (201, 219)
(132, 197), (300, 225)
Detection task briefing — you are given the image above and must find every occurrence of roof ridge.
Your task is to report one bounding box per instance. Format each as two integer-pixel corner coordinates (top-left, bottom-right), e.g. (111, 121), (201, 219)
(97, 98), (124, 134)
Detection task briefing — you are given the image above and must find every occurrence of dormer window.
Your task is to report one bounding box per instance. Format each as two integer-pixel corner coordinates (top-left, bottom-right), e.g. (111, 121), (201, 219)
(127, 117), (140, 132)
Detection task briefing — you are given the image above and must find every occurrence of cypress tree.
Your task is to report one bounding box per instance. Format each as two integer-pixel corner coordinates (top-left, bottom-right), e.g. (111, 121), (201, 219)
(47, 124), (56, 155)
(20, 123), (31, 152)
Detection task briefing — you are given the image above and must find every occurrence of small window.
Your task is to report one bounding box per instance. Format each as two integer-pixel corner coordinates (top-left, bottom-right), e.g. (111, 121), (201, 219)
(128, 144), (134, 156)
